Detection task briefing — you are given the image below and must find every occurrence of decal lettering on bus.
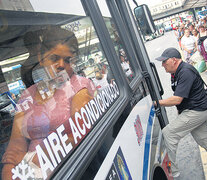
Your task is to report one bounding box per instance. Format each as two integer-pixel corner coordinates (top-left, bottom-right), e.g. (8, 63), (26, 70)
(34, 81), (119, 179)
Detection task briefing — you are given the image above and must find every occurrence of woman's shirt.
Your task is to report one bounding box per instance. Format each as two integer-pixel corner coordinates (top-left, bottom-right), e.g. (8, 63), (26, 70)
(181, 35), (196, 51)
(19, 75), (96, 151)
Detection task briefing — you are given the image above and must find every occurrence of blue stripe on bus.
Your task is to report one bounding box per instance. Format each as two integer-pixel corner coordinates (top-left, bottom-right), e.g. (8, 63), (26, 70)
(11, 64), (21, 70)
(142, 106), (155, 180)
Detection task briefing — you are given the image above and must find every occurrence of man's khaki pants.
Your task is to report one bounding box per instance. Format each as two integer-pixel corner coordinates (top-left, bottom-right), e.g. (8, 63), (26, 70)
(162, 109), (207, 177)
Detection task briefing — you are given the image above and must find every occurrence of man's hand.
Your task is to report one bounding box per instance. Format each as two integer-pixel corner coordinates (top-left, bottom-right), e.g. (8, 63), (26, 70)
(153, 101), (157, 107)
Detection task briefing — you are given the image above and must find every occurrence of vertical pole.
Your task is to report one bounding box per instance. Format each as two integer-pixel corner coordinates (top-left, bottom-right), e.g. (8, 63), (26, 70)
(191, 8), (197, 21)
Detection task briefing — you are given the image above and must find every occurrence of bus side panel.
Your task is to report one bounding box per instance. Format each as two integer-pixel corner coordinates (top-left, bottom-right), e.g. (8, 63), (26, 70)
(94, 95), (155, 180)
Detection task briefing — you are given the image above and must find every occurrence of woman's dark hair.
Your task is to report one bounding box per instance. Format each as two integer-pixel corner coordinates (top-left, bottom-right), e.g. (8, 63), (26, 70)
(21, 26), (78, 88)
(192, 29), (198, 34)
(40, 26), (79, 57)
(21, 31), (41, 88)
(199, 25), (205, 29)
(23, 31), (41, 51)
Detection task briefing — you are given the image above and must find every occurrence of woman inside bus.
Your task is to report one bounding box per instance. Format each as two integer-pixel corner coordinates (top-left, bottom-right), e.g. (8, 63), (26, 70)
(2, 26), (96, 179)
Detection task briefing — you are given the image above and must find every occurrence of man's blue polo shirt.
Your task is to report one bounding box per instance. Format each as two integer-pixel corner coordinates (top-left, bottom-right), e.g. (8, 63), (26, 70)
(172, 61), (207, 114)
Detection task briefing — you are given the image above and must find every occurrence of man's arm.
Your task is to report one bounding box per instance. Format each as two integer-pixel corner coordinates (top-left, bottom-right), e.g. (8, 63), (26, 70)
(159, 95), (183, 107)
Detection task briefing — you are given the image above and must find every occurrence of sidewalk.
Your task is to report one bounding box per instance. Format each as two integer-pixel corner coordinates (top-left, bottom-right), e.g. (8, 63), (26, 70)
(199, 71), (207, 180)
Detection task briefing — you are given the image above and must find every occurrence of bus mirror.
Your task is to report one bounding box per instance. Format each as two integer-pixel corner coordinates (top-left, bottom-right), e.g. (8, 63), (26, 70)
(134, 4), (156, 35)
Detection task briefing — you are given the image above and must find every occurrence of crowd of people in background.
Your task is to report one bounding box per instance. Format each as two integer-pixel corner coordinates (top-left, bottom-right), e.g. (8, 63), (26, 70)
(174, 15), (207, 71)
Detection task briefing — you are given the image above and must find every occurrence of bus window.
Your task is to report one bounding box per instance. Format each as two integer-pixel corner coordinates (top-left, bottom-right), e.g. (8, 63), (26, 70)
(0, 1), (120, 179)
(97, 0), (135, 83)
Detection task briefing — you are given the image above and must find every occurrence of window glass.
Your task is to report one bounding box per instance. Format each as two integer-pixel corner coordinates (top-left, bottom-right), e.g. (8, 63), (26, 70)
(0, 1), (120, 179)
(97, 0), (135, 82)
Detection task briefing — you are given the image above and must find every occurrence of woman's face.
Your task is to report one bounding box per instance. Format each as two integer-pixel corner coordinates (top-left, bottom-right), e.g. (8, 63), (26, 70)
(185, 30), (190, 37)
(192, 30), (197, 36)
(40, 43), (75, 78)
(199, 27), (205, 33)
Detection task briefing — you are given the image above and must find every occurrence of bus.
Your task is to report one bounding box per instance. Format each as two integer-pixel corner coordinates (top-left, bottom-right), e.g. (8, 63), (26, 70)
(0, 0), (172, 179)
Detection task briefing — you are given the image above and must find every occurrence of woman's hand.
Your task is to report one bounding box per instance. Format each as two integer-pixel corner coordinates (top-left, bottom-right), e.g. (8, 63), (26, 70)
(71, 88), (93, 116)
(2, 151), (26, 165)
(2, 164), (15, 180)
(2, 151), (26, 180)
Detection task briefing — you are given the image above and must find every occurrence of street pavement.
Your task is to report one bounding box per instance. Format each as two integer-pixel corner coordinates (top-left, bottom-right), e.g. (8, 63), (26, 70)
(145, 31), (206, 180)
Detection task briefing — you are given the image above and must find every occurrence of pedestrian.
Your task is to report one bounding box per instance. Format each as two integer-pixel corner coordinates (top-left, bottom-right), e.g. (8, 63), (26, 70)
(195, 20), (200, 30)
(188, 24), (195, 35)
(198, 25), (207, 38)
(192, 29), (199, 42)
(198, 25), (207, 63)
(155, 47), (207, 179)
(185, 20), (191, 28)
(201, 17), (207, 28)
(174, 26), (179, 42)
(177, 25), (185, 48)
(181, 28), (197, 63)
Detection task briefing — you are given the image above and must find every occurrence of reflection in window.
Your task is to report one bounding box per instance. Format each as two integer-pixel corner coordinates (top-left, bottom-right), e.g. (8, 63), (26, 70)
(107, 18), (134, 82)
(96, 0), (134, 82)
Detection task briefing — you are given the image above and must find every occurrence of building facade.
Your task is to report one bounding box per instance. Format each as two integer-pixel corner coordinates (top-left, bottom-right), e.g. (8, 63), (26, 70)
(0, 0), (34, 11)
(150, 0), (184, 16)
